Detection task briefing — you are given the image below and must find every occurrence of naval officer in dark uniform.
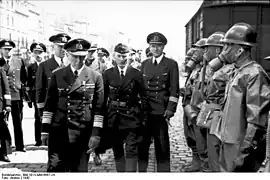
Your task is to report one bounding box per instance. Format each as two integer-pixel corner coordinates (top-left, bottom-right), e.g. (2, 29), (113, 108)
(26, 42), (47, 146)
(35, 33), (71, 128)
(41, 38), (104, 172)
(138, 32), (180, 172)
(103, 43), (148, 172)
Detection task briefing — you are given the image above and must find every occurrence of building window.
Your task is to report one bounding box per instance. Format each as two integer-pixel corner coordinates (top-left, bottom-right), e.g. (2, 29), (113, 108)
(7, 15), (9, 26)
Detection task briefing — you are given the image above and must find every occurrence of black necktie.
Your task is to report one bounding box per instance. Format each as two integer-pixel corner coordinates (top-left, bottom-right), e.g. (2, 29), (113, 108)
(121, 70), (124, 79)
(6, 60), (9, 65)
(154, 59), (157, 66)
(74, 70), (78, 78)
(60, 58), (64, 67)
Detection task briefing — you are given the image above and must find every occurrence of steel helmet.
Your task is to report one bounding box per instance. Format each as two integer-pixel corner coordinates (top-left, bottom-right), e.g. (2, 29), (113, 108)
(185, 48), (196, 59)
(221, 22), (257, 47)
(192, 38), (207, 48)
(204, 32), (225, 47)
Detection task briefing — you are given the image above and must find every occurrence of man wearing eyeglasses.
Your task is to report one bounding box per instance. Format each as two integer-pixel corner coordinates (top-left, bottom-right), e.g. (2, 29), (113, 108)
(35, 33), (71, 138)
(138, 32), (180, 172)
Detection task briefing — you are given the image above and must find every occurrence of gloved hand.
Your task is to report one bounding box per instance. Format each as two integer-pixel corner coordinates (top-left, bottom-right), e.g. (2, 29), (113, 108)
(27, 102), (32, 108)
(164, 110), (174, 120)
(5, 106), (11, 113)
(41, 133), (49, 146)
(87, 136), (101, 154)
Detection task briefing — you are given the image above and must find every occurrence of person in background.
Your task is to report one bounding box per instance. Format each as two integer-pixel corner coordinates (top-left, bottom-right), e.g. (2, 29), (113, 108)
(26, 42), (47, 146)
(35, 33), (71, 137)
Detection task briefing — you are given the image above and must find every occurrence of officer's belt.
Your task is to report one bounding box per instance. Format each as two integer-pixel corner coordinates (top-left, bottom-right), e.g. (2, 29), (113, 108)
(110, 101), (127, 107)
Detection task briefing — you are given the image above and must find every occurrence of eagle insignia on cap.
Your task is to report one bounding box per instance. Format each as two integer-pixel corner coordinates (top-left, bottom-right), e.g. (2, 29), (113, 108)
(76, 43), (83, 50)
(36, 45), (41, 49)
(5, 42), (10, 46)
(62, 36), (68, 43)
(153, 35), (159, 42)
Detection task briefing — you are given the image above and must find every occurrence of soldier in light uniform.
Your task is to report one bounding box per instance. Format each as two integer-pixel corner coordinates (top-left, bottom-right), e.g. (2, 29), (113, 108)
(103, 43), (148, 172)
(196, 32), (232, 172)
(41, 38), (104, 172)
(26, 42), (47, 146)
(35, 33), (71, 128)
(180, 46), (201, 172)
(0, 40), (27, 152)
(138, 32), (180, 172)
(217, 23), (270, 172)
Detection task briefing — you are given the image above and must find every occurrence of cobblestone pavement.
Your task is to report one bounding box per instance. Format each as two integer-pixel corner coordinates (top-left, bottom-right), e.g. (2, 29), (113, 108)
(0, 101), (193, 173)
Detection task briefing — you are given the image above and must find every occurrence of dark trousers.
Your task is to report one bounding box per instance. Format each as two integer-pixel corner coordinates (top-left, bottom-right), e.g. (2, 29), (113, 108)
(138, 114), (170, 172)
(11, 100), (24, 150)
(207, 133), (221, 172)
(33, 102), (41, 144)
(112, 128), (140, 172)
(47, 127), (90, 172)
(194, 126), (208, 163)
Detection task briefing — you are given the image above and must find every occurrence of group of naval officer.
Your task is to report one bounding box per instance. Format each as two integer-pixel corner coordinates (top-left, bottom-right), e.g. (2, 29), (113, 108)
(0, 32), (179, 172)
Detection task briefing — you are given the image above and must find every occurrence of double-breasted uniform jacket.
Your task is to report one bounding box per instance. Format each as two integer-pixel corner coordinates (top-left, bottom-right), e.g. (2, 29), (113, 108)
(103, 65), (148, 129)
(42, 65), (104, 142)
(26, 62), (39, 102)
(35, 56), (60, 109)
(0, 57), (27, 101)
(141, 56), (179, 115)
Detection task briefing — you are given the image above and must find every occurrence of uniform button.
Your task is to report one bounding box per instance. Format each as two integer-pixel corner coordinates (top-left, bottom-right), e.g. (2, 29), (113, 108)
(68, 117), (71, 120)
(117, 99), (119, 101)
(67, 103), (70, 106)
(148, 81), (150, 84)
(67, 96), (70, 98)
(127, 111), (129, 114)
(157, 77), (159, 79)
(66, 89), (69, 91)
(116, 110), (119, 113)
(68, 110), (71, 113)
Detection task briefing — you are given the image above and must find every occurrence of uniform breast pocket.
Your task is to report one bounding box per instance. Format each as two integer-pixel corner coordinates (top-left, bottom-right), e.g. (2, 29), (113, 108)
(84, 83), (95, 100)
(109, 84), (118, 93)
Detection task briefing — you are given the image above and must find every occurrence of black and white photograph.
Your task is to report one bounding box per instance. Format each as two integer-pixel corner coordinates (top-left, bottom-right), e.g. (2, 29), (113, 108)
(0, 0), (270, 176)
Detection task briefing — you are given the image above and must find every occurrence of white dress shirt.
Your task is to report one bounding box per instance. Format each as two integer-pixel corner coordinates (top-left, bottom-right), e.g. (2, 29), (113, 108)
(152, 53), (164, 65)
(54, 55), (63, 66)
(117, 64), (128, 76)
(70, 65), (85, 76)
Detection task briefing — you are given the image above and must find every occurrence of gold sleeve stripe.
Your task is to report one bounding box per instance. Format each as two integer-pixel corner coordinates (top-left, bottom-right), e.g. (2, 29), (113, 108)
(42, 111), (53, 124)
(4, 94), (11, 100)
(37, 102), (45, 108)
(93, 115), (103, 128)
(169, 96), (179, 103)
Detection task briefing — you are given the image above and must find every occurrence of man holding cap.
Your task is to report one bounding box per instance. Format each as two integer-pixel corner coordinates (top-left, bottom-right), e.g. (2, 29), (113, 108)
(103, 43), (148, 172)
(35, 33), (71, 126)
(138, 32), (180, 172)
(41, 38), (104, 172)
(26, 42), (46, 146)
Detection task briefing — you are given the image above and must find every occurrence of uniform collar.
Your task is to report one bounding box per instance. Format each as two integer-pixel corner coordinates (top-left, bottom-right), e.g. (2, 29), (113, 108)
(70, 64), (85, 76)
(54, 55), (62, 66)
(152, 53), (164, 64)
(117, 63), (128, 76)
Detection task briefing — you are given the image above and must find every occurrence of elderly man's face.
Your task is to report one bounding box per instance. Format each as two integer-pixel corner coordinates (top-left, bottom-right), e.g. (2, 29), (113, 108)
(67, 52), (85, 69)
(54, 44), (65, 58)
(149, 44), (164, 58)
(1, 48), (12, 58)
